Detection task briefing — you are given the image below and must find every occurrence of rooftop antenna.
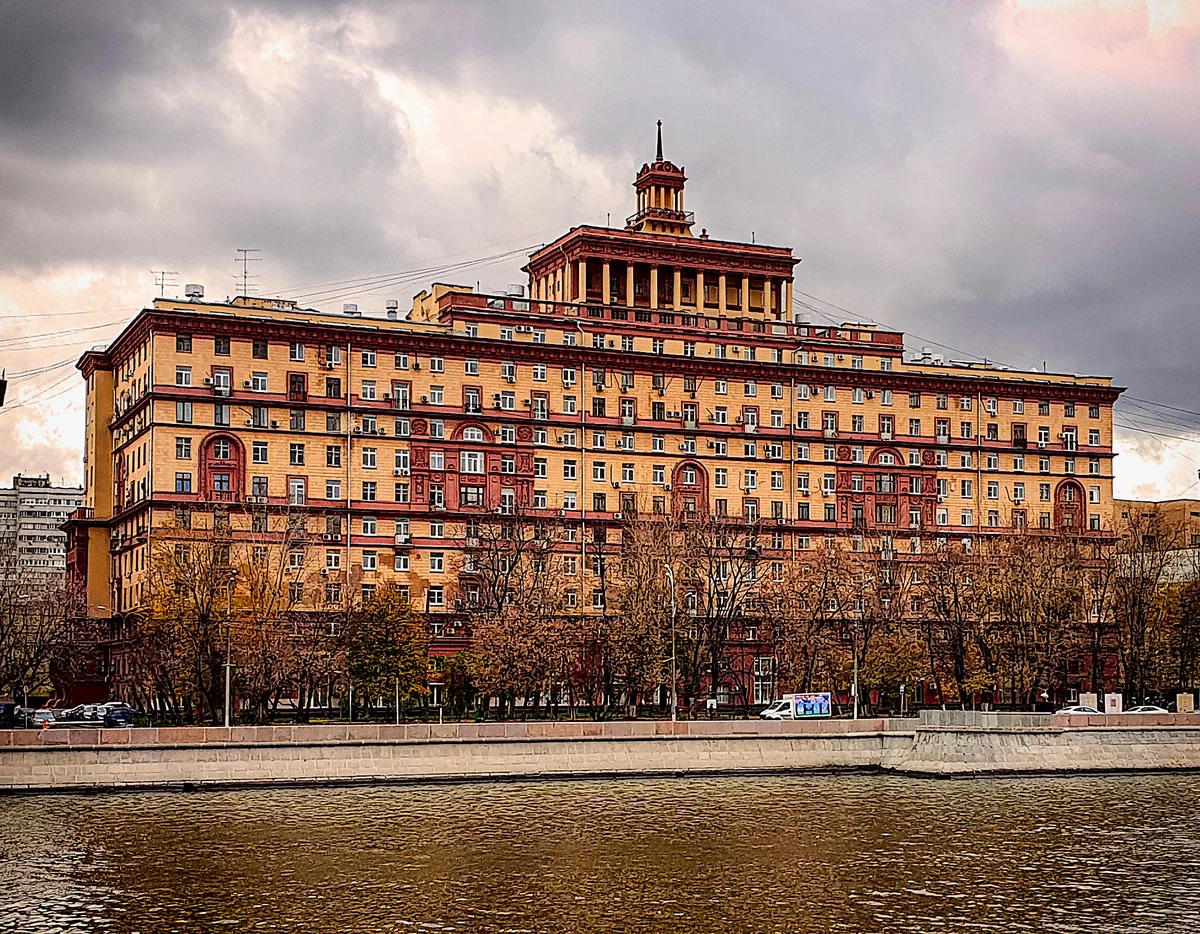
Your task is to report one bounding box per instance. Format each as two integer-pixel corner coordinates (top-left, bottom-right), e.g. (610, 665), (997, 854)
(150, 269), (178, 297)
(234, 248), (261, 297)
(656, 119), (663, 161)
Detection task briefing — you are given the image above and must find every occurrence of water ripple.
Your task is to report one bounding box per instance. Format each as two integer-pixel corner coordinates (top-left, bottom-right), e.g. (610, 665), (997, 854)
(1, 773), (1198, 933)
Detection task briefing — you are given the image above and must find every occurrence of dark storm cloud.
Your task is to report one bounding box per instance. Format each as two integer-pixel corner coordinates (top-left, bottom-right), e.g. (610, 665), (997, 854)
(2, 0), (1199, 463)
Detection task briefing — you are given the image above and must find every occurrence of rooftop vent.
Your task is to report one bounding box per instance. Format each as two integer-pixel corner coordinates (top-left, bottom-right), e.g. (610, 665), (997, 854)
(342, 303), (360, 317)
(385, 299), (399, 320)
(505, 284), (526, 298)
(184, 284), (204, 300)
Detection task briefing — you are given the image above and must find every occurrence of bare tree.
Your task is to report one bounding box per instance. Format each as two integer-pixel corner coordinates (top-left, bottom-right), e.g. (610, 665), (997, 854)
(0, 539), (72, 704)
(455, 509), (573, 718)
(1112, 508), (1186, 701)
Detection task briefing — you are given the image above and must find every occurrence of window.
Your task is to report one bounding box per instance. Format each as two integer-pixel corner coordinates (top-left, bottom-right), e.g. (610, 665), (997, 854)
(290, 342), (305, 362)
(176, 437), (191, 459)
(174, 472), (192, 493)
(176, 401), (193, 424)
(362, 447), (377, 469)
(252, 441), (267, 464)
(563, 460), (577, 481)
(429, 357), (444, 373)
(252, 476), (268, 496)
(361, 380), (377, 401)
(362, 481), (377, 502)
(176, 334), (192, 353)
(289, 443), (305, 466)
(252, 372), (268, 392)
(175, 366), (191, 387)
(252, 339), (268, 359)
(214, 403), (230, 427)
(289, 478), (306, 505)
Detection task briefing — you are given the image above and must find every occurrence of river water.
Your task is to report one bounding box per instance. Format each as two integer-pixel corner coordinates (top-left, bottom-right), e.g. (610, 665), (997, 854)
(2, 773), (1199, 933)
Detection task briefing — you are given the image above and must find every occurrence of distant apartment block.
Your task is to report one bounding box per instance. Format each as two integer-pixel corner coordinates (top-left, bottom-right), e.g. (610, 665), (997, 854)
(0, 474), (84, 581)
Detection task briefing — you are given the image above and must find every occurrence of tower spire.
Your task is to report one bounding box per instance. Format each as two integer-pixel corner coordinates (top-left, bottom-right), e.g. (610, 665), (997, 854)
(656, 119), (663, 162)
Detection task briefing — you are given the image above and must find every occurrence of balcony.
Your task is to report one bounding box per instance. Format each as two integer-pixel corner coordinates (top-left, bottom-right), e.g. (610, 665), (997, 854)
(625, 205), (694, 228)
(288, 389), (307, 403)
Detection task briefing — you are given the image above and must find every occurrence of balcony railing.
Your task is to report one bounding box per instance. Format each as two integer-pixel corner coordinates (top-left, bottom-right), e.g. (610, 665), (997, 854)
(625, 206), (695, 227)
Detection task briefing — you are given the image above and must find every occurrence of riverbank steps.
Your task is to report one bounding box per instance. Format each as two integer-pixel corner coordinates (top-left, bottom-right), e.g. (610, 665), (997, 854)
(3, 711), (1200, 792)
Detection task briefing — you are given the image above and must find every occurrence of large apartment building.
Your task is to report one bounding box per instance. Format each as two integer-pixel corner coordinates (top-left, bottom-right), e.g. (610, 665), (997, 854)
(1, 474), (83, 584)
(64, 136), (1123, 641)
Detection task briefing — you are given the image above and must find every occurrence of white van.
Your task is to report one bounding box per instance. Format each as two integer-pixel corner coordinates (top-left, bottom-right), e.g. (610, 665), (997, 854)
(759, 692), (833, 720)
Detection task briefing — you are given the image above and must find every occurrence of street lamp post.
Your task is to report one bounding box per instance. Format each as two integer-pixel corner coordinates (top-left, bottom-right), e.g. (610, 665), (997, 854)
(663, 564), (678, 723)
(224, 568), (237, 728)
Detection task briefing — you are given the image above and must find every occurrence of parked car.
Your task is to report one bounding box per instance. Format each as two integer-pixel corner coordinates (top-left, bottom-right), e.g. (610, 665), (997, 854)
(102, 706), (136, 727)
(16, 708), (57, 728)
(1126, 705), (1169, 714)
(1055, 705), (1101, 715)
(59, 704), (107, 723)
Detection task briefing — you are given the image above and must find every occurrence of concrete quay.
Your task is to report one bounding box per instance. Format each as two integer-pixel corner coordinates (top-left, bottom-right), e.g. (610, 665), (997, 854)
(2, 713), (1199, 793)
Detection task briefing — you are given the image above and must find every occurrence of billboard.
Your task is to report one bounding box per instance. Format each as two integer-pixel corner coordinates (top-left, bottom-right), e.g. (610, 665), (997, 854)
(789, 692), (832, 718)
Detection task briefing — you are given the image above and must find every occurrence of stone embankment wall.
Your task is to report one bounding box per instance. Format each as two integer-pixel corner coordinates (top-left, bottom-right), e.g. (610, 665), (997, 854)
(2, 714), (1199, 793)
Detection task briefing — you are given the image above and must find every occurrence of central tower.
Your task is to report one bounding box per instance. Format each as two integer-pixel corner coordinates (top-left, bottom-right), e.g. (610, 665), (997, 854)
(626, 121), (694, 237)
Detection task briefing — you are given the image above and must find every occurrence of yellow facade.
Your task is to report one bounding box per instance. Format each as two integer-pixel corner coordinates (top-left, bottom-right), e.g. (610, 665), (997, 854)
(66, 142), (1122, 627)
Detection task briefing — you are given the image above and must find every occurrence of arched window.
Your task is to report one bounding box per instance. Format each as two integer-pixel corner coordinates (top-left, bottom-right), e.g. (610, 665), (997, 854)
(463, 426), (484, 442)
(878, 452), (895, 465)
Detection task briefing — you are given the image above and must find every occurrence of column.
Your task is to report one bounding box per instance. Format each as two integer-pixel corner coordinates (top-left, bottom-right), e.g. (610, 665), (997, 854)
(577, 259), (587, 303)
(602, 261), (611, 304)
(626, 265), (635, 308)
(650, 266), (659, 310)
(764, 278), (774, 318)
(718, 273), (727, 314)
(696, 270), (705, 311)
(741, 274), (750, 314)
(673, 268), (682, 310)
(784, 279), (793, 321)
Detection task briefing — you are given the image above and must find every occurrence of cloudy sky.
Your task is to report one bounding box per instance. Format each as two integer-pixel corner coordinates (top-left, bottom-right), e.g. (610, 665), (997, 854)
(1, 0), (1198, 498)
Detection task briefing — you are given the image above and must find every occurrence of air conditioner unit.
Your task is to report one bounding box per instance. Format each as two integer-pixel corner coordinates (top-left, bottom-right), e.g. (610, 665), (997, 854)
(881, 432), (893, 441)
(412, 362), (421, 370)
(243, 380), (252, 388)
(325, 362), (335, 370)
(396, 534), (411, 545)
(1038, 441), (1048, 449)
(706, 440), (715, 448)
(800, 490), (809, 497)
(657, 389), (665, 396)
(378, 428), (386, 436)
(611, 481), (620, 489)
(271, 420), (280, 429)
(353, 427), (362, 434)
(614, 512), (623, 521)
(383, 393), (391, 401)
(244, 419), (254, 427)
(679, 443), (688, 451)
(504, 376), (515, 384)
(663, 483), (672, 491)
(322, 533), (336, 542)
(320, 568), (329, 577)
(203, 377), (213, 386)
(394, 467), (409, 477)
(523, 399), (531, 406)
(866, 391), (874, 398)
